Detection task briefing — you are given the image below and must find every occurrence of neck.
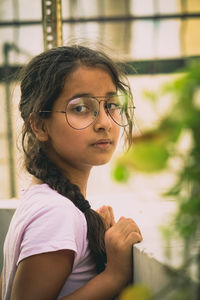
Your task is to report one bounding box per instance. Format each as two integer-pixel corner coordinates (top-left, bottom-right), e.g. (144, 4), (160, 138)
(44, 147), (92, 198)
(62, 165), (91, 198)
(31, 148), (92, 198)
(31, 164), (91, 199)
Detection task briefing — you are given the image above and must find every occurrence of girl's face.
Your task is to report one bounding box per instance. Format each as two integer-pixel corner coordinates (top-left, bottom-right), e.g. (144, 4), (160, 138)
(42, 66), (121, 172)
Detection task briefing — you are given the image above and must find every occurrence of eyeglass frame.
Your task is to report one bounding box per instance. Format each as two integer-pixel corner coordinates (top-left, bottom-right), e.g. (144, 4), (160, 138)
(38, 95), (135, 130)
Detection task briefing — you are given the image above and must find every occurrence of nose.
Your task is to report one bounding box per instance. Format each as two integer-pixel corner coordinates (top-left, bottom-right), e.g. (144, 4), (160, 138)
(93, 101), (112, 131)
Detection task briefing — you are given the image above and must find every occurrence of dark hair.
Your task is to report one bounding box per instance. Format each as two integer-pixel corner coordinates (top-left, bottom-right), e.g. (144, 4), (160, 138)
(19, 45), (134, 273)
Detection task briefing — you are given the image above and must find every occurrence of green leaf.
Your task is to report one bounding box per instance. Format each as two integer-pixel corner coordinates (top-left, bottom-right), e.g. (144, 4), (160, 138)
(119, 284), (152, 300)
(180, 197), (200, 215)
(120, 142), (169, 173)
(112, 164), (130, 182)
(142, 90), (159, 103)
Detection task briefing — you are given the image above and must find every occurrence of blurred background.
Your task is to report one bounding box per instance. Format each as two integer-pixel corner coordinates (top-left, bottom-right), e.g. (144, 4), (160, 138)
(0, 0), (200, 201)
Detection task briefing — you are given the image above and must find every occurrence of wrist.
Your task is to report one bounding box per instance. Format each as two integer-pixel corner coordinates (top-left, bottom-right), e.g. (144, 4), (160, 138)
(102, 267), (129, 294)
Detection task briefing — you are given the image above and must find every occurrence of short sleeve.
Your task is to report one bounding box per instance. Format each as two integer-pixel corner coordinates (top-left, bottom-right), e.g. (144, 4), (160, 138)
(17, 200), (80, 265)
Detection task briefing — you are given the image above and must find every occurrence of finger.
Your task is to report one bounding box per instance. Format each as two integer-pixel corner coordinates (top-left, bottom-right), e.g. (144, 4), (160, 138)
(107, 206), (115, 225)
(126, 218), (142, 237)
(119, 217), (142, 236)
(127, 231), (143, 244)
(96, 206), (107, 217)
(99, 206), (108, 218)
(98, 206), (111, 230)
(115, 217), (141, 239)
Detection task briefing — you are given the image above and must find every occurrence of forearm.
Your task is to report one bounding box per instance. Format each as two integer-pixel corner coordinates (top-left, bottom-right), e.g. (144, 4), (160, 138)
(60, 270), (126, 300)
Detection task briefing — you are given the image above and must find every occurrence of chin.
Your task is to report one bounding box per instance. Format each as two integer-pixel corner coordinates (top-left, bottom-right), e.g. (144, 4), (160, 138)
(93, 158), (112, 166)
(87, 151), (115, 166)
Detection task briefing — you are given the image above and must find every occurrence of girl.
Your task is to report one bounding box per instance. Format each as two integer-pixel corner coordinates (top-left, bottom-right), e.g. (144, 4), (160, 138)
(0, 45), (142, 300)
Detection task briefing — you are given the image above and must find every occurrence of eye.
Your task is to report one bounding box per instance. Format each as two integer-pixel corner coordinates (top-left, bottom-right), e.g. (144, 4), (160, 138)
(68, 103), (91, 115)
(73, 104), (89, 113)
(106, 102), (121, 110)
(68, 97), (95, 115)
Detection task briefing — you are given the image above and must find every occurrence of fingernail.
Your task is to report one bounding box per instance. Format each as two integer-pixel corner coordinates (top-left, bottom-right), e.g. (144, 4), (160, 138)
(100, 206), (107, 212)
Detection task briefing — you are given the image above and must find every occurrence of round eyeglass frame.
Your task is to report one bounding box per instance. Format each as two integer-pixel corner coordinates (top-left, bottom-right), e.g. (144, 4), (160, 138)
(38, 95), (135, 130)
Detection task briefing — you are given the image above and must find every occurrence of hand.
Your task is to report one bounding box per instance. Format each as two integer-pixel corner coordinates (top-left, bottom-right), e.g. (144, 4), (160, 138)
(96, 205), (115, 230)
(104, 217), (143, 286)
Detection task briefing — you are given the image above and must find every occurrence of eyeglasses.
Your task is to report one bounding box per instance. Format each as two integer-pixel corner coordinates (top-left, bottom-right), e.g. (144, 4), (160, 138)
(39, 94), (135, 130)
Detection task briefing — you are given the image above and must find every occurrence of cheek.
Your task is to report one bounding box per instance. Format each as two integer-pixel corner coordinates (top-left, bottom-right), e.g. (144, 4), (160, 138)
(47, 130), (86, 163)
(58, 129), (88, 152)
(114, 125), (121, 141)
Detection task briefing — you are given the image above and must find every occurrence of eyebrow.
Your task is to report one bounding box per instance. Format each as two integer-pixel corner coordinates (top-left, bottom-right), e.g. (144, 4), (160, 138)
(68, 91), (117, 101)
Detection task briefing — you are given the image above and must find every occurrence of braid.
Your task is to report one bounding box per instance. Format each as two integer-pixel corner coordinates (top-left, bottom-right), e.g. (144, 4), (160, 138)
(28, 148), (106, 273)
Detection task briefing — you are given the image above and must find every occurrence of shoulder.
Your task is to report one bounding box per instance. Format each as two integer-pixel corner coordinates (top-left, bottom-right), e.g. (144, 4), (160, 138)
(11, 184), (87, 243)
(18, 183), (83, 219)
(10, 184), (88, 264)
(21, 183), (75, 207)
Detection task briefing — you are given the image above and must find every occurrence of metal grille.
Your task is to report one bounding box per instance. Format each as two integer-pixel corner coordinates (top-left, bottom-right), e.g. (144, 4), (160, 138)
(42, 0), (63, 50)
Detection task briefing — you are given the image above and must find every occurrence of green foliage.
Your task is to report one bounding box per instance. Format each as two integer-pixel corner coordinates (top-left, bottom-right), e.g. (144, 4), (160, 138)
(128, 141), (169, 172)
(142, 90), (159, 103)
(113, 59), (200, 299)
(119, 284), (152, 300)
(112, 164), (130, 182)
(116, 141), (169, 173)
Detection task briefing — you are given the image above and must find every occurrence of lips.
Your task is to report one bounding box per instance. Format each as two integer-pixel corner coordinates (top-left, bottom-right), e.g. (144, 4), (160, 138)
(92, 139), (112, 149)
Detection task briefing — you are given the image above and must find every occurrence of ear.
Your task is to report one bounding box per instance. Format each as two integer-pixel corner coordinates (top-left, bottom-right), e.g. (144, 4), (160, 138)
(29, 113), (49, 142)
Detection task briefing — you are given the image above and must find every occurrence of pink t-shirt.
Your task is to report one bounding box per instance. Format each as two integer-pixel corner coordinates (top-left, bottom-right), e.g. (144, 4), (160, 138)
(2, 184), (97, 300)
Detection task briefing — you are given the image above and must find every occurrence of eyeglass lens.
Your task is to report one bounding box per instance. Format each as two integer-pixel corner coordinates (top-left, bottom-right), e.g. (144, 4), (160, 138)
(66, 95), (132, 129)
